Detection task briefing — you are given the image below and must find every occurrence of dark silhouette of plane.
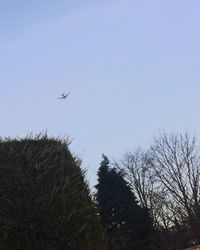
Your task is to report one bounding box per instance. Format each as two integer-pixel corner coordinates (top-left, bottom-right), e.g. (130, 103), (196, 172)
(57, 92), (70, 100)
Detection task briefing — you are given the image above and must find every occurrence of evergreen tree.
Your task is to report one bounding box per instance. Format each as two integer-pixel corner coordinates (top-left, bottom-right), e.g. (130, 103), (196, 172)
(0, 136), (106, 250)
(95, 154), (154, 250)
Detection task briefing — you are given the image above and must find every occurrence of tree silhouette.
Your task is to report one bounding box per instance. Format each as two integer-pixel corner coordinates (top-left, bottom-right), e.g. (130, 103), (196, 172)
(0, 136), (106, 250)
(95, 154), (154, 250)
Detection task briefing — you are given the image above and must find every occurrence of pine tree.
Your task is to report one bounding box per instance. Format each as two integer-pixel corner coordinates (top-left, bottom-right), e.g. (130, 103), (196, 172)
(95, 154), (154, 250)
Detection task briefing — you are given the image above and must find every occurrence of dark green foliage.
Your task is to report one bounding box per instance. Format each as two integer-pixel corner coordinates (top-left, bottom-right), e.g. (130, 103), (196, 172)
(95, 154), (155, 250)
(0, 136), (106, 250)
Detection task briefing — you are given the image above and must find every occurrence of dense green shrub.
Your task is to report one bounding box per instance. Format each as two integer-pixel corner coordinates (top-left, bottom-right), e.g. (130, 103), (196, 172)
(0, 136), (106, 250)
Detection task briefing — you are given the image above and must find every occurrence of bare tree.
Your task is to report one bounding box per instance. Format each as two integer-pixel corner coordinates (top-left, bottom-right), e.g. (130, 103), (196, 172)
(115, 148), (170, 229)
(115, 132), (200, 248)
(119, 149), (153, 208)
(151, 132), (200, 242)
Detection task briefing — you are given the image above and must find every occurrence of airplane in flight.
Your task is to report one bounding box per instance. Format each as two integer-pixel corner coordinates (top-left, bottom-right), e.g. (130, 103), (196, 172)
(57, 92), (70, 100)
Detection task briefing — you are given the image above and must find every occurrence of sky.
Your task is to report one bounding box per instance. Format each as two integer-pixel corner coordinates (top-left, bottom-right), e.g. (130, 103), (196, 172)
(1, 0), (200, 187)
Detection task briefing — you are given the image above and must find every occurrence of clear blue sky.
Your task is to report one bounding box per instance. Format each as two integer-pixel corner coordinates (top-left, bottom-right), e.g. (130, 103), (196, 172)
(1, 0), (200, 187)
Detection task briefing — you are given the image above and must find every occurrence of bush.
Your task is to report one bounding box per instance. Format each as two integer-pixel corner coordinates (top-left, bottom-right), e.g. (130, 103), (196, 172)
(0, 135), (106, 250)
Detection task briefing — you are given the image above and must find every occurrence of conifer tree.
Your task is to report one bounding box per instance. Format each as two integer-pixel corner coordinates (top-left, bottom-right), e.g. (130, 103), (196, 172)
(95, 154), (154, 250)
(0, 136), (106, 250)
